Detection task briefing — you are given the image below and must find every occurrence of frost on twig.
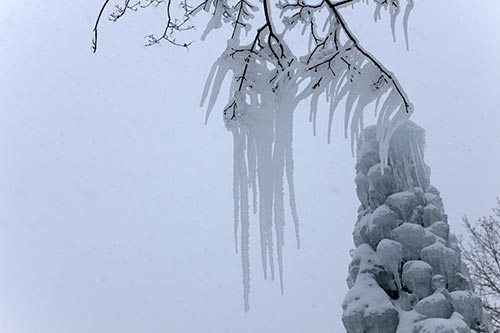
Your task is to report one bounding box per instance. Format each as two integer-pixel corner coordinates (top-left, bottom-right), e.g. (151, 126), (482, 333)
(93, 0), (415, 311)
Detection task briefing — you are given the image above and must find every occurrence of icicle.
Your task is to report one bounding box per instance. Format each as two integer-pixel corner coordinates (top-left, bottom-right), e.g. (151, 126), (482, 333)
(201, 59), (230, 124)
(232, 131), (240, 254)
(376, 89), (399, 143)
(402, 0), (414, 51)
(230, 126), (251, 312)
(327, 98), (336, 144)
(374, 94), (382, 117)
(286, 141), (301, 249)
(326, 74), (343, 144)
(390, 7), (398, 43)
(273, 106), (287, 294)
(200, 60), (218, 107)
(310, 92), (319, 136)
(246, 128), (258, 214)
(379, 106), (412, 168)
(414, 136), (430, 185)
(350, 96), (367, 155)
(257, 94), (277, 281)
(200, 0), (224, 41)
(344, 90), (360, 140)
(282, 82), (301, 249)
(374, 2), (382, 22)
(408, 140), (423, 189)
(302, 20), (309, 36)
(237, 129), (251, 313)
(256, 117), (274, 280)
(323, 15), (332, 33)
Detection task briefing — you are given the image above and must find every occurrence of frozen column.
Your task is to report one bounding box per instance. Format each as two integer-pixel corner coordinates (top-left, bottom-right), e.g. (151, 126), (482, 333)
(342, 121), (492, 333)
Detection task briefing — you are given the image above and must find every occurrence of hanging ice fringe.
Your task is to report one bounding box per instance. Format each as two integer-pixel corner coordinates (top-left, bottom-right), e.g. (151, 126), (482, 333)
(199, 0), (414, 311)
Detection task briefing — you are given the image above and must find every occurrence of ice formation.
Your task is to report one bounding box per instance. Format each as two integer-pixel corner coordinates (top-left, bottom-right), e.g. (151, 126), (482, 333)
(95, 0), (420, 312)
(343, 121), (492, 332)
(199, 1), (415, 311)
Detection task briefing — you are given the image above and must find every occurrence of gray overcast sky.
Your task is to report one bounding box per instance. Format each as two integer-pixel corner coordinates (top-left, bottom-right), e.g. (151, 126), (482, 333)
(0, 1), (499, 332)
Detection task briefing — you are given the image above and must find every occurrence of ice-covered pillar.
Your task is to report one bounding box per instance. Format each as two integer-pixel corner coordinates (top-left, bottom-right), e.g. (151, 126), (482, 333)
(342, 121), (492, 332)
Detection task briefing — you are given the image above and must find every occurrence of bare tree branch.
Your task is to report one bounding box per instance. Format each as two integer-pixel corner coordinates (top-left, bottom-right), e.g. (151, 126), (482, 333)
(92, 0), (111, 53)
(461, 199), (500, 330)
(325, 0), (412, 113)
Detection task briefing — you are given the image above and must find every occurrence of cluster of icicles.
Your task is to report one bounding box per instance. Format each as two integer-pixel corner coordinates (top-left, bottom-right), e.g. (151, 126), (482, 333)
(198, 0), (415, 311)
(202, 54), (302, 311)
(201, 46), (411, 311)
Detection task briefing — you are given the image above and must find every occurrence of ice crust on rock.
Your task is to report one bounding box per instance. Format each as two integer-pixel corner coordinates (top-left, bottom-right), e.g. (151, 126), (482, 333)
(377, 239), (403, 291)
(402, 260), (433, 300)
(343, 274), (399, 333)
(343, 121), (491, 332)
(366, 205), (399, 248)
(414, 292), (453, 319)
(427, 221), (449, 241)
(367, 164), (395, 208)
(450, 291), (483, 328)
(422, 203), (446, 227)
(391, 222), (444, 262)
(386, 190), (423, 221)
(400, 312), (471, 333)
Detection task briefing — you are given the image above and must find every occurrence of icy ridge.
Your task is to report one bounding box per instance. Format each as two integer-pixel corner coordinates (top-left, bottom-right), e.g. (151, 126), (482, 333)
(343, 121), (492, 333)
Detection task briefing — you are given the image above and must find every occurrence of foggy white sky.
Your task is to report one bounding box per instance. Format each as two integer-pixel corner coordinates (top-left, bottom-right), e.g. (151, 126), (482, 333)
(0, 1), (499, 332)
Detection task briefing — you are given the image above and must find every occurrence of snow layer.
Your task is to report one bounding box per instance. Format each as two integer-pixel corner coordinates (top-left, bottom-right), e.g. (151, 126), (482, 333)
(343, 121), (492, 332)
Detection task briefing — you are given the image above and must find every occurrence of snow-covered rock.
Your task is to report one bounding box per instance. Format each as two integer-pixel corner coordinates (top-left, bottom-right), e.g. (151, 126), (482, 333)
(427, 221), (449, 241)
(377, 240), (403, 290)
(402, 261), (433, 300)
(414, 292), (453, 319)
(343, 274), (399, 333)
(391, 223), (434, 260)
(424, 192), (444, 213)
(421, 242), (460, 290)
(422, 203), (445, 227)
(386, 191), (421, 222)
(355, 173), (370, 209)
(347, 244), (378, 288)
(365, 205), (399, 248)
(353, 212), (371, 248)
(401, 312), (470, 333)
(410, 205), (424, 225)
(449, 290), (483, 329)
